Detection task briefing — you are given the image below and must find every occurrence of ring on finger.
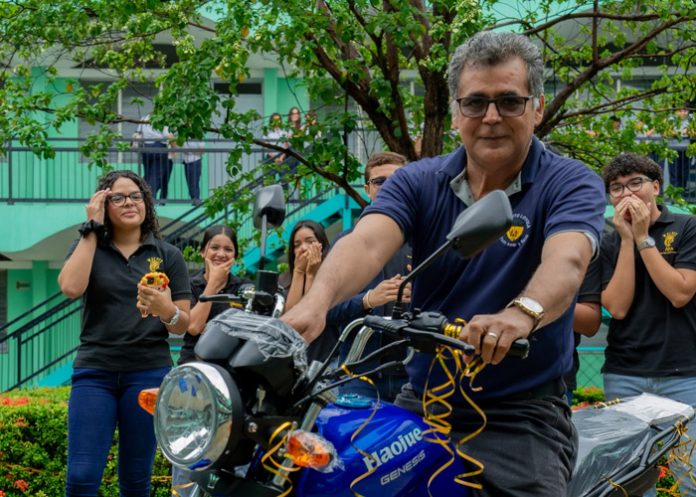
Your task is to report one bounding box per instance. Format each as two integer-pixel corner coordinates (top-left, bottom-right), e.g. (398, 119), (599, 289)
(486, 332), (498, 339)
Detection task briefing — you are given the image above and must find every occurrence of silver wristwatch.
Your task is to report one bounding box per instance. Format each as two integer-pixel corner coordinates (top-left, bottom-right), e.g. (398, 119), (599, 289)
(160, 306), (180, 326)
(636, 236), (656, 251)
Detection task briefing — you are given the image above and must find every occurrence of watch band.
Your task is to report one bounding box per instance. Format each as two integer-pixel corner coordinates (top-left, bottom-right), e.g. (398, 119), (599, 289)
(636, 236), (656, 251)
(507, 297), (544, 332)
(160, 306), (180, 326)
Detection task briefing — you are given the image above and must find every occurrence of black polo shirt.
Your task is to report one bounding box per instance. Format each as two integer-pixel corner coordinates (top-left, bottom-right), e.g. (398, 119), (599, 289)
(178, 270), (251, 364)
(564, 256), (601, 392)
(67, 233), (191, 371)
(601, 205), (696, 376)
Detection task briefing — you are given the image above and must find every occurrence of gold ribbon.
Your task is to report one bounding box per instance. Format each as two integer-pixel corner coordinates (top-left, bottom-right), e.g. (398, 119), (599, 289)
(339, 363), (382, 497)
(259, 421), (300, 497)
(420, 339), (488, 495)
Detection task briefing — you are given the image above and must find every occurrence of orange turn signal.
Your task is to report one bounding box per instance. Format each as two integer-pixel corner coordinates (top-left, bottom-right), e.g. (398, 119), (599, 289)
(138, 388), (159, 415)
(285, 431), (334, 469)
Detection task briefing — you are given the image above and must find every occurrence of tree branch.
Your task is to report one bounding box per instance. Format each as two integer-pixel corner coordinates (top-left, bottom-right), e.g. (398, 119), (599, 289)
(538, 16), (692, 137)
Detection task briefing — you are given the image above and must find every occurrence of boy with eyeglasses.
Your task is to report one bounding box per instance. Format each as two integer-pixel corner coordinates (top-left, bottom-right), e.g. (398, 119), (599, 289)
(327, 151), (412, 401)
(601, 152), (696, 496)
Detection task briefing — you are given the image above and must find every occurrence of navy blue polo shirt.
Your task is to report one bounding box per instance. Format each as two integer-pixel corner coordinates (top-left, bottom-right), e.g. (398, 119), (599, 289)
(67, 233), (192, 371)
(363, 137), (605, 402)
(601, 206), (696, 377)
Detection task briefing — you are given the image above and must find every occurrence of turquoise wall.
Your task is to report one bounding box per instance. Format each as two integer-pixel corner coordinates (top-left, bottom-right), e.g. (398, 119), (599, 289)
(6, 266), (60, 322)
(263, 68), (309, 117)
(0, 202), (86, 253)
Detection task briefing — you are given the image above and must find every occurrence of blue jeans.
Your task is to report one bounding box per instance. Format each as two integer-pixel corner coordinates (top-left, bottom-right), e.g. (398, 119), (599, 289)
(65, 367), (170, 497)
(604, 373), (696, 497)
(142, 142), (169, 199)
(183, 159), (202, 200)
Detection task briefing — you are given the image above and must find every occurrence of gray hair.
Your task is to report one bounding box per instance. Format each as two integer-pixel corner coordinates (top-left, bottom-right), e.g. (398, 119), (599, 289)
(447, 32), (544, 101)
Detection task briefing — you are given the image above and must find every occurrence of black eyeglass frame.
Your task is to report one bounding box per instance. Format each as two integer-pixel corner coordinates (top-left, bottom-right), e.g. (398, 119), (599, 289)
(108, 191), (145, 205)
(607, 176), (656, 198)
(454, 95), (535, 118)
(366, 176), (388, 187)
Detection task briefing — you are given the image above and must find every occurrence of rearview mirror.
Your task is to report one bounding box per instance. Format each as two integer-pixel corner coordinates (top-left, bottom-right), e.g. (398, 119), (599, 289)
(253, 185), (286, 230)
(252, 185), (286, 271)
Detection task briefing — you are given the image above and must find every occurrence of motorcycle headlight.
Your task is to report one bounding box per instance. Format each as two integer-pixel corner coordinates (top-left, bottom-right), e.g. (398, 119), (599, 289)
(154, 362), (243, 471)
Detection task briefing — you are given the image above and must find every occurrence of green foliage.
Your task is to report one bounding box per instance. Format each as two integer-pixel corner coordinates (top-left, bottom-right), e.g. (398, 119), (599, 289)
(572, 386), (605, 406)
(0, 0), (695, 210)
(0, 388), (172, 497)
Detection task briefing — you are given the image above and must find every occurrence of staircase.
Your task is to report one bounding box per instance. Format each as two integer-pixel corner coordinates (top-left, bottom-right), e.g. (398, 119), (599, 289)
(0, 181), (362, 391)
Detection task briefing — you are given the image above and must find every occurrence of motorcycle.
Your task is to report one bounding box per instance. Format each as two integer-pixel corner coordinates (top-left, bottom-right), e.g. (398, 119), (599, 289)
(140, 186), (694, 497)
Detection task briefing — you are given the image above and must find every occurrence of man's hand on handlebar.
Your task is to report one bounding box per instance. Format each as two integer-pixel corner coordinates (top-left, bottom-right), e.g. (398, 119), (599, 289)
(281, 300), (327, 344)
(461, 308), (535, 365)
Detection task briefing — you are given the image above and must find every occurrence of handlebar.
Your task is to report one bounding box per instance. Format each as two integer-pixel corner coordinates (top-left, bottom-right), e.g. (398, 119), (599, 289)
(362, 313), (529, 359)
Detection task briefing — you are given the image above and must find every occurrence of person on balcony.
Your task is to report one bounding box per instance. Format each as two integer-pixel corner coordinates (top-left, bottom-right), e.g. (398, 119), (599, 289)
(181, 139), (205, 204)
(58, 170), (191, 497)
(136, 115), (173, 203)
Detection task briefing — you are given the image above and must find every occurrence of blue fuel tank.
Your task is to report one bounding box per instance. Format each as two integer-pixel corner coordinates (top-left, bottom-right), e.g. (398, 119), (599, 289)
(295, 398), (471, 497)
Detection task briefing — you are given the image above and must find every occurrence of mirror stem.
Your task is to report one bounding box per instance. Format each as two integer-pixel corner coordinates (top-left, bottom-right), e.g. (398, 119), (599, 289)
(259, 214), (268, 271)
(392, 239), (453, 318)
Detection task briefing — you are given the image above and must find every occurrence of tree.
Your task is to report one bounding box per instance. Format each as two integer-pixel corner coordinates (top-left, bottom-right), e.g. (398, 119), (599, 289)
(1, 0), (695, 212)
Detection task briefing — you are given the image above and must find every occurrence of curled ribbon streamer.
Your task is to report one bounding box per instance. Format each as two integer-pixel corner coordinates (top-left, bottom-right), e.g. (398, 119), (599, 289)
(452, 365), (488, 487)
(171, 482), (195, 497)
(422, 346), (459, 497)
(664, 423), (695, 492)
(420, 342), (490, 494)
(421, 345), (487, 495)
(605, 478), (629, 497)
(259, 421), (299, 497)
(339, 363), (382, 497)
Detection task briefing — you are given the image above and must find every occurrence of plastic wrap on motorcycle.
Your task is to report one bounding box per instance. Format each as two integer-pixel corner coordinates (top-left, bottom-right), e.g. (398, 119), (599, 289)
(295, 400), (471, 497)
(195, 308), (308, 398)
(568, 393), (694, 497)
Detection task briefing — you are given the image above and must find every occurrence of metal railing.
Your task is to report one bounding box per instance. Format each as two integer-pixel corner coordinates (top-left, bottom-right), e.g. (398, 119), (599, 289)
(0, 138), (277, 203)
(0, 131), (385, 204)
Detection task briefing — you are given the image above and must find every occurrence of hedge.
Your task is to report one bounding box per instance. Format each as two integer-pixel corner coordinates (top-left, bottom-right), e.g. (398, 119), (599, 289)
(0, 386), (682, 497)
(0, 387), (171, 497)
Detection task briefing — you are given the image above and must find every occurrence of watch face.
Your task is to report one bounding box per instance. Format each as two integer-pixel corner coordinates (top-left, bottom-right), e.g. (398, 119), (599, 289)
(518, 297), (543, 314)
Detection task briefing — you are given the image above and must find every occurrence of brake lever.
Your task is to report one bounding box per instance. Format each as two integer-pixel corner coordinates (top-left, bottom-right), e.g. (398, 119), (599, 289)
(198, 294), (242, 304)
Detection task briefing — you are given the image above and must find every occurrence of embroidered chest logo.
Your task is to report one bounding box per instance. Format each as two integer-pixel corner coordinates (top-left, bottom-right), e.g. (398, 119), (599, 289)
(147, 257), (164, 272)
(501, 213), (531, 248)
(662, 231), (677, 254)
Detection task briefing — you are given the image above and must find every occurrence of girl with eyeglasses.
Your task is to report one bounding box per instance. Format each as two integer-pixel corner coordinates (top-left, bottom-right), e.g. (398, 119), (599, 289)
(58, 170), (192, 497)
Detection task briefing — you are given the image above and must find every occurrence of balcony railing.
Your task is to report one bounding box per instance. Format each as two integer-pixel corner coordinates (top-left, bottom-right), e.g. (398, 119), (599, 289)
(0, 131), (386, 204)
(0, 138), (278, 203)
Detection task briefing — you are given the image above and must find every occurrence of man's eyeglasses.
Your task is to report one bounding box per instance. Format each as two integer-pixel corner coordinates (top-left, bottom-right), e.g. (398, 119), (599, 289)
(366, 176), (388, 187)
(108, 191), (145, 206)
(455, 95), (534, 118)
(608, 177), (654, 198)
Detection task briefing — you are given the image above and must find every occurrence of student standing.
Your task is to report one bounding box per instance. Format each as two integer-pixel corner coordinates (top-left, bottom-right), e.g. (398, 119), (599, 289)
(58, 170), (191, 497)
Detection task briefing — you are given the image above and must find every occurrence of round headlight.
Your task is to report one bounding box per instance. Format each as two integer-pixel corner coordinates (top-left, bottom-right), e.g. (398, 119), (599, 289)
(154, 363), (243, 471)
